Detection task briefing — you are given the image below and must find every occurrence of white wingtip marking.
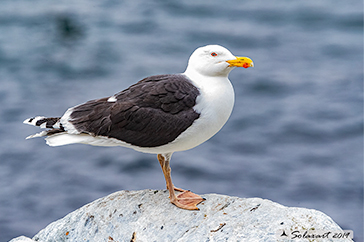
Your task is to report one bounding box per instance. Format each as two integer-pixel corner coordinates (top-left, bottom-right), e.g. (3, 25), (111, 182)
(23, 116), (47, 126)
(25, 131), (48, 139)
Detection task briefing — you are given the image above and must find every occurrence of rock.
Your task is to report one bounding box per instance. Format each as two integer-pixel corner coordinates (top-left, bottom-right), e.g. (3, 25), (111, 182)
(10, 190), (352, 242)
(8, 236), (35, 242)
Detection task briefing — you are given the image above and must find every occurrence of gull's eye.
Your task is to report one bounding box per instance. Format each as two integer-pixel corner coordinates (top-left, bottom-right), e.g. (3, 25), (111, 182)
(211, 52), (218, 57)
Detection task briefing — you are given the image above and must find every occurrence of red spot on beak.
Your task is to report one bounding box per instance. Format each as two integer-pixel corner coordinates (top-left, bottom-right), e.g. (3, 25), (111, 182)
(243, 63), (250, 68)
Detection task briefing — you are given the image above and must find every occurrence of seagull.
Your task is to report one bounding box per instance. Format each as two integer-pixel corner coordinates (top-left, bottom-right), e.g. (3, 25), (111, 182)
(23, 45), (254, 210)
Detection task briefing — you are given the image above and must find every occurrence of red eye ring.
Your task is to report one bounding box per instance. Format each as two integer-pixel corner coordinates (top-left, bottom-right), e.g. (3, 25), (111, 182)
(211, 52), (218, 57)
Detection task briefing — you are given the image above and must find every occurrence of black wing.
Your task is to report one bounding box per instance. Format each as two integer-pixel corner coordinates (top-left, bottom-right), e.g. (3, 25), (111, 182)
(68, 74), (200, 147)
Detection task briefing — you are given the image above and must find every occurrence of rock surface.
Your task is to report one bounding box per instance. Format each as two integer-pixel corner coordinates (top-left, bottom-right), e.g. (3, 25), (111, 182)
(8, 236), (34, 242)
(10, 190), (352, 242)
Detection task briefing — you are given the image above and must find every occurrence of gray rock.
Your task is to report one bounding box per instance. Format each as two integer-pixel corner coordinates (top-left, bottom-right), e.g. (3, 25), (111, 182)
(10, 190), (352, 242)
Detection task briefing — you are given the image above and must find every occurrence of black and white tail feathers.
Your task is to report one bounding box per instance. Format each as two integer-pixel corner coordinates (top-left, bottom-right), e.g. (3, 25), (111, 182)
(23, 116), (64, 139)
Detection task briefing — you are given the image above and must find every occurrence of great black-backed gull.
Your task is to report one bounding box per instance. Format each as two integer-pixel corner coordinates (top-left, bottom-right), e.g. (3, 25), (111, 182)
(24, 45), (254, 210)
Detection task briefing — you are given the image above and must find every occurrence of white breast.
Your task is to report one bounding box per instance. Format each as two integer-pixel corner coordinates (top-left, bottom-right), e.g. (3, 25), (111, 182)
(170, 72), (235, 151)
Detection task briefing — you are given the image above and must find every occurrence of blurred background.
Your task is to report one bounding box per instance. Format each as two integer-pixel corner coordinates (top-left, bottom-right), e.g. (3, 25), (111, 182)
(0, 0), (362, 241)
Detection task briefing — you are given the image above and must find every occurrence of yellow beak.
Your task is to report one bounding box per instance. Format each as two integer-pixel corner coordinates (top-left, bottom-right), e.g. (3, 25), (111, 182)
(226, 57), (254, 68)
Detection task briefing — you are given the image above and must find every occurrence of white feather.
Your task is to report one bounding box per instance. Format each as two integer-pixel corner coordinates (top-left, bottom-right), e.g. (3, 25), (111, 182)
(45, 133), (130, 148)
(26, 131), (48, 139)
(107, 96), (117, 102)
(59, 107), (79, 134)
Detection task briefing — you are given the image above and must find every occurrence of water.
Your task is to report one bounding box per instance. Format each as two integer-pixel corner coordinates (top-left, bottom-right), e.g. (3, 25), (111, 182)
(0, 0), (362, 241)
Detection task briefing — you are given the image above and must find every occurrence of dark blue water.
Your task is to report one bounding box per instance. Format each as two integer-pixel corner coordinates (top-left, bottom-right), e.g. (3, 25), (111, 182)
(0, 1), (362, 241)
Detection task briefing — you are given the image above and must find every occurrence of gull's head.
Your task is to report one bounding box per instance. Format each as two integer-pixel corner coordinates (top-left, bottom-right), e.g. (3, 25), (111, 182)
(184, 45), (254, 77)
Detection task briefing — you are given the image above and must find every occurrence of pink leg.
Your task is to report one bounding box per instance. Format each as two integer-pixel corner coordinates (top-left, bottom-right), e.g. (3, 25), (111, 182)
(158, 154), (205, 210)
